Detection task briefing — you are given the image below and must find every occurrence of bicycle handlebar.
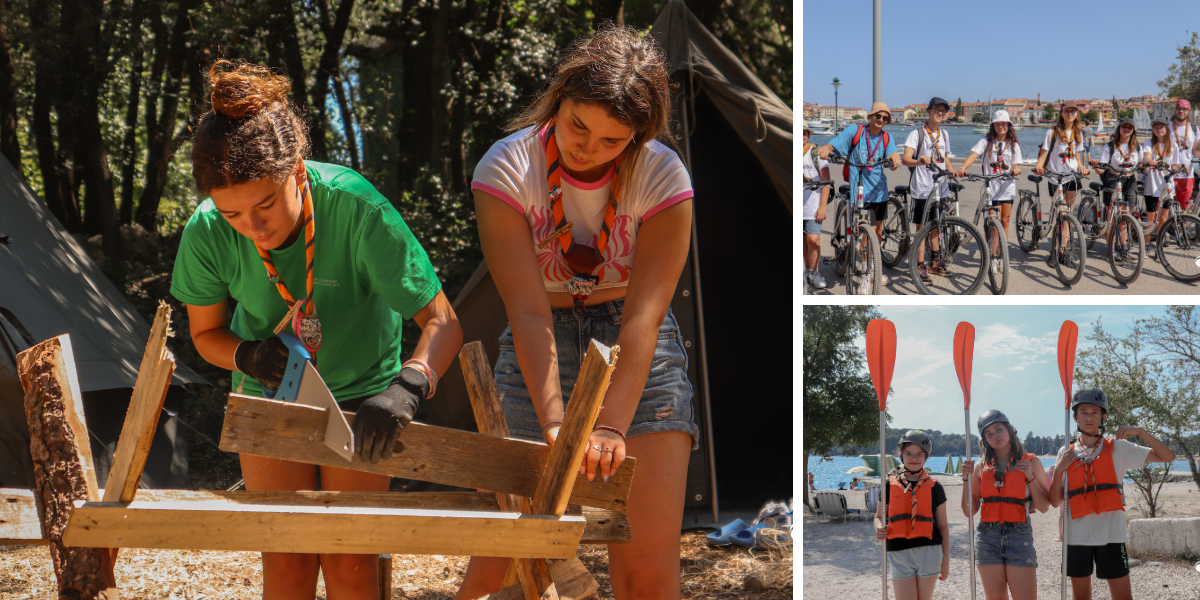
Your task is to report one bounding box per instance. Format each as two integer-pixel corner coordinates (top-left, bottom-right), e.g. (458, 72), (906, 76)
(828, 155), (891, 169)
(804, 179), (834, 189)
(1148, 162), (1189, 178)
(962, 171), (1014, 182)
(1041, 170), (1082, 183)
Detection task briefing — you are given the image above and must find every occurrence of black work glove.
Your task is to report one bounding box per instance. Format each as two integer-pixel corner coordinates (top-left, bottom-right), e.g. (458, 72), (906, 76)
(234, 337), (289, 390)
(352, 367), (429, 463)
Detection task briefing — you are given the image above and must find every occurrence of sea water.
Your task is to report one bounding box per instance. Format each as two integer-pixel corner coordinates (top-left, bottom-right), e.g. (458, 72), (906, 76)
(807, 124), (1089, 163)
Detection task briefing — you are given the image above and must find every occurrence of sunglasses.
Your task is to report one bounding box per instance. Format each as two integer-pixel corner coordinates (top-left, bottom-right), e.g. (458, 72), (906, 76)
(930, 108), (948, 115)
(871, 113), (892, 122)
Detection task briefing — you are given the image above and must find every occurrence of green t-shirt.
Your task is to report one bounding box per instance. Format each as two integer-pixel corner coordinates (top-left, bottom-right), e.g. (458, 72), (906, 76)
(170, 161), (441, 401)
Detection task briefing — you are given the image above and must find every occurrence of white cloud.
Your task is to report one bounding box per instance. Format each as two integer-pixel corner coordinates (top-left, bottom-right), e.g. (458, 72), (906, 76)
(981, 373), (1001, 378)
(898, 382), (938, 399)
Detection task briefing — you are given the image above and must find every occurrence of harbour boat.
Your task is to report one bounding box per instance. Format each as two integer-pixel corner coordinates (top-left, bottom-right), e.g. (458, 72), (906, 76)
(973, 128), (989, 134)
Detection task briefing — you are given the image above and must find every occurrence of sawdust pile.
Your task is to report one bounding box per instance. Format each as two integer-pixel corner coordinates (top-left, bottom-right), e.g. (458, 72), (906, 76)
(0, 532), (791, 599)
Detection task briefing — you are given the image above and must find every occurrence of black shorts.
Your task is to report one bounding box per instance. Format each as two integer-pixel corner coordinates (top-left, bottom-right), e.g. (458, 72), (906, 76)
(1145, 196), (1160, 212)
(854, 201), (889, 224)
(1049, 180), (1080, 195)
(911, 197), (940, 226)
(1066, 543), (1130, 580)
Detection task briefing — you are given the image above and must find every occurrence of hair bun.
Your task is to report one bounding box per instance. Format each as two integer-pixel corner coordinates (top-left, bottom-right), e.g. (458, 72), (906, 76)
(208, 60), (291, 119)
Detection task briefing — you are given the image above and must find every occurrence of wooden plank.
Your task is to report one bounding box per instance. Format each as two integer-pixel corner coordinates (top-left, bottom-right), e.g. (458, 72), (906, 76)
(379, 554), (392, 599)
(0, 487), (45, 541)
(459, 342), (561, 600)
(17, 335), (117, 598)
(63, 500), (585, 559)
(487, 558), (599, 600)
(103, 301), (175, 504)
(220, 395), (635, 511)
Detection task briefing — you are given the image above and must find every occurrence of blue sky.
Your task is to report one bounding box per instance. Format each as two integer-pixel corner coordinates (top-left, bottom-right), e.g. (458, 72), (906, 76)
(849, 305), (1166, 438)
(801, 1), (1199, 110)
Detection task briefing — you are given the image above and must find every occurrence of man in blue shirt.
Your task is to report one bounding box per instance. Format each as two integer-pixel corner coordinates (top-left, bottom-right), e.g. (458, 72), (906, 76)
(818, 101), (902, 288)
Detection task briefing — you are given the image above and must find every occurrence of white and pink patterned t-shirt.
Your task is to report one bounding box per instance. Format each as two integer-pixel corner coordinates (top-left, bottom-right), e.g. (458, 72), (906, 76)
(471, 126), (694, 293)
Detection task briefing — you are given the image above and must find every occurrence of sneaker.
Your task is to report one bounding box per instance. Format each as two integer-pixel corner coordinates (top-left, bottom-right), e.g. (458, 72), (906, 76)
(1147, 242), (1157, 259)
(881, 273), (892, 286)
(810, 270), (828, 289)
(918, 263), (932, 283)
(1059, 251), (1075, 268)
(857, 274), (873, 295)
(1046, 251), (1056, 267)
(990, 260), (999, 276)
(929, 261), (950, 277)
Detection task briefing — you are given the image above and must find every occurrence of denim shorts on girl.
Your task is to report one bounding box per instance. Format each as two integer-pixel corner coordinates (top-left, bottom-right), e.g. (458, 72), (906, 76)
(887, 544), (943, 580)
(975, 520), (1037, 567)
(495, 299), (699, 449)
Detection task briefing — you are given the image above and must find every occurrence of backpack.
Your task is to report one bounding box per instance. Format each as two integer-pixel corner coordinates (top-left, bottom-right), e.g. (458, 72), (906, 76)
(803, 143), (819, 181)
(842, 125), (890, 182)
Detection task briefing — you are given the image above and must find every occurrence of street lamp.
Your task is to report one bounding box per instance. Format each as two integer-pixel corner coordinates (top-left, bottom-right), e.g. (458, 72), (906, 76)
(832, 78), (842, 133)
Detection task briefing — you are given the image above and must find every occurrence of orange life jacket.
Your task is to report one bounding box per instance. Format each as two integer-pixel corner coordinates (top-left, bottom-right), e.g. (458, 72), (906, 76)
(980, 452), (1035, 523)
(886, 473), (936, 539)
(1066, 438), (1124, 519)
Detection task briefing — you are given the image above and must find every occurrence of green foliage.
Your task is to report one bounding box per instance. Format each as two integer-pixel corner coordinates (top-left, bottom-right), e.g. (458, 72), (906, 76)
(1158, 31), (1200, 109)
(1044, 103), (1057, 120)
(972, 112), (987, 124)
(1083, 110), (1099, 124)
(1118, 108), (1135, 120)
(803, 305), (885, 460)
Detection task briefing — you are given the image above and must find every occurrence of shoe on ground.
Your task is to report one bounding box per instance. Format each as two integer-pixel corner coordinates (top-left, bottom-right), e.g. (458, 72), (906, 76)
(918, 263), (932, 283)
(857, 274), (873, 295)
(1147, 242), (1158, 259)
(929, 261), (950, 277)
(881, 273), (892, 286)
(810, 270), (828, 289)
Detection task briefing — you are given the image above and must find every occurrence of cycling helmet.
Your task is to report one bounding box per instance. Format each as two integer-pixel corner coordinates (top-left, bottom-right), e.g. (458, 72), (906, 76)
(897, 430), (933, 458)
(1071, 388), (1108, 414)
(977, 410), (1012, 436)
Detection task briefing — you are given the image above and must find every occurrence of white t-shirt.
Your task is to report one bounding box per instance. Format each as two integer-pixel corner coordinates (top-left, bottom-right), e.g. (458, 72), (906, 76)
(1055, 439), (1151, 546)
(802, 144), (830, 219)
(1097, 140), (1140, 171)
(1041, 128), (1084, 174)
(1169, 122), (1197, 179)
(472, 126), (694, 293)
(1141, 140), (1185, 198)
(969, 138), (1023, 201)
(904, 127), (951, 199)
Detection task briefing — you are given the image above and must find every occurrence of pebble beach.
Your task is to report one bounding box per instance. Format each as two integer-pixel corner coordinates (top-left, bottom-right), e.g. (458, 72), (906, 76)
(802, 473), (1200, 599)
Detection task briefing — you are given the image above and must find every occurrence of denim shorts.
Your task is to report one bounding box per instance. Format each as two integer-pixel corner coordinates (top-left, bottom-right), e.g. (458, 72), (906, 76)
(975, 521), (1037, 567)
(888, 544), (943, 580)
(803, 218), (823, 235)
(496, 299), (699, 449)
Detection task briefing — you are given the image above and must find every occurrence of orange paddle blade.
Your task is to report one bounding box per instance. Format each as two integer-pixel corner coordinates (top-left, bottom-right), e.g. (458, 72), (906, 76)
(865, 319), (897, 412)
(1058, 321), (1079, 409)
(953, 322), (975, 409)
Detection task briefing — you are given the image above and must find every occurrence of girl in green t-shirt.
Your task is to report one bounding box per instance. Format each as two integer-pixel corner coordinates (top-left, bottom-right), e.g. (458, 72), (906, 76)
(171, 60), (462, 599)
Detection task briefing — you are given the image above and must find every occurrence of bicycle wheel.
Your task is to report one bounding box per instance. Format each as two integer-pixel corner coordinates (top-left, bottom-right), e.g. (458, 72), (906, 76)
(1157, 214), (1200, 282)
(1015, 193), (1040, 253)
(879, 197), (910, 269)
(985, 217), (1009, 295)
(833, 201), (848, 277)
(1075, 193), (1098, 251)
(1053, 213), (1087, 286)
(1107, 212), (1145, 285)
(908, 216), (988, 295)
(846, 223), (882, 295)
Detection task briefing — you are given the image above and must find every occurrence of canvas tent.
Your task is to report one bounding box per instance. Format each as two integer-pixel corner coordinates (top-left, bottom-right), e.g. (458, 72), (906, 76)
(427, 0), (792, 520)
(0, 154), (205, 489)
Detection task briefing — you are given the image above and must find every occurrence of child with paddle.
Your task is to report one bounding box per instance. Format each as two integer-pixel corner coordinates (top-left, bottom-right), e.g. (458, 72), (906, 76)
(1049, 388), (1176, 600)
(875, 430), (949, 600)
(960, 410), (1050, 600)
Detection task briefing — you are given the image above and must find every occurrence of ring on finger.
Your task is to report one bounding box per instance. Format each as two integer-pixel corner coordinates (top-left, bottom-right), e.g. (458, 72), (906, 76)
(592, 445), (602, 452)
(602, 448), (613, 453)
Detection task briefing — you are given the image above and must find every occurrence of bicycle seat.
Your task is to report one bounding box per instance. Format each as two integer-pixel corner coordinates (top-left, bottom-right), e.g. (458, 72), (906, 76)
(838, 185), (851, 196)
(894, 185), (910, 195)
(949, 182), (964, 193)
(1027, 175), (1043, 183)
(1089, 182), (1103, 192)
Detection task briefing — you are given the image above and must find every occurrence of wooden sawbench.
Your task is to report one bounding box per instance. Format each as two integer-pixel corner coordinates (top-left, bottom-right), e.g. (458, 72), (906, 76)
(1, 302), (630, 600)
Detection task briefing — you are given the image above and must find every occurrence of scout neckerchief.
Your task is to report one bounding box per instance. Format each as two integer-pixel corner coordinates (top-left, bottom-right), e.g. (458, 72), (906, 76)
(803, 142), (816, 182)
(892, 467), (932, 531)
(256, 175), (322, 360)
(987, 140), (1010, 173)
(989, 453), (1017, 489)
(1057, 128), (1076, 163)
(540, 122), (624, 307)
(1115, 141), (1133, 167)
(1174, 122), (1192, 149)
(1153, 140), (1171, 165)
(923, 125), (944, 163)
(1071, 433), (1105, 502)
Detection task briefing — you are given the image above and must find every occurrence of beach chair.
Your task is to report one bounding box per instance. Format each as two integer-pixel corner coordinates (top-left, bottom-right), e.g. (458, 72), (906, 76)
(811, 492), (849, 524)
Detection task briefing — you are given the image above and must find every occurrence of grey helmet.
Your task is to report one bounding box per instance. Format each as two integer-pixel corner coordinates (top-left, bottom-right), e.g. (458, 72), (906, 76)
(977, 410), (1012, 436)
(1071, 388), (1108, 414)
(898, 430), (933, 457)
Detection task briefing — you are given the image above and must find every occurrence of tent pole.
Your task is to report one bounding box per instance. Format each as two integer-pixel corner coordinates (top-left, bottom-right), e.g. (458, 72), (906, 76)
(678, 72), (719, 525)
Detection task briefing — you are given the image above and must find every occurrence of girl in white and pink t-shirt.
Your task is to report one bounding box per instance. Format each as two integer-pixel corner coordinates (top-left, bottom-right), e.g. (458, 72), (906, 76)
(458, 25), (698, 600)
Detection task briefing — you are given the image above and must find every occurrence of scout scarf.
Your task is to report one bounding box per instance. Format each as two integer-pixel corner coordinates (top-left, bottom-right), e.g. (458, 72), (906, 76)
(1175, 122), (1192, 149)
(803, 142), (817, 182)
(1115, 143), (1133, 167)
(923, 126), (944, 163)
(1071, 435), (1105, 503)
(986, 141), (1010, 173)
(540, 122), (624, 306)
(989, 454), (1017, 488)
(1057, 128), (1076, 163)
(256, 176), (322, 359)
(891, 467), (933, 531)
(1153, 141), (1171, 165)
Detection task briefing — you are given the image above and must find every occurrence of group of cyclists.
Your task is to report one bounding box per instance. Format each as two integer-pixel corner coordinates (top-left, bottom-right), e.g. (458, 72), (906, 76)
(878, 389), (1176, 600)
(800, 97), (1200, 294)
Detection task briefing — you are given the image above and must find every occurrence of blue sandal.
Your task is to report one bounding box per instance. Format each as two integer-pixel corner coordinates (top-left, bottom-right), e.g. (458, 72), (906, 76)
(706, 519), (750, 546)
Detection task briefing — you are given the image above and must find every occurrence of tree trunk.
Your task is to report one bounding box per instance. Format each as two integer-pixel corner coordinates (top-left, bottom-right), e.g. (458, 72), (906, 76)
(333, 69), (361, 172)
(272, 0), (312, 156)
(428, 0), (452, 177)
(0, 0), (22, 178)
(29, 0), (81, 231)
(312, 0), (356, 164)
(119, 0), (146, 225)
(397, 0), (435, 181)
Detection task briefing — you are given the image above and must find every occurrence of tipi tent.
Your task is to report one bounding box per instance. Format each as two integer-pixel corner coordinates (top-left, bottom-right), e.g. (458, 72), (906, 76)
(0, 154), (204, 489)
(428, 0), (792, 520)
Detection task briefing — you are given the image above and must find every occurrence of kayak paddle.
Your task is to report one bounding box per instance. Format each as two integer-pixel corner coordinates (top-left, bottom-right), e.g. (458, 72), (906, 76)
(866, 318), (896, 600)
(954, 321), (977, 600)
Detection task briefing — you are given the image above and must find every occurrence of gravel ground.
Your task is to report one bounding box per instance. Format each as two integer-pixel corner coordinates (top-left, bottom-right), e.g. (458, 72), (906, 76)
(802, 474), (1200, 599)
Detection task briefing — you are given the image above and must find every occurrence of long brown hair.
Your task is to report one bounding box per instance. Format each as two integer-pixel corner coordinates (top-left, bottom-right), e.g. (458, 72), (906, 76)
(1054, 107), (1084, 145)
(191, 60), (310, 195)
(1150, 123), (1175, 153)
(979, 422), (1026, 471)
(508, 25), (672, 198)
(1111, 124), (1139, 157)
(983, 121), (1020, 171)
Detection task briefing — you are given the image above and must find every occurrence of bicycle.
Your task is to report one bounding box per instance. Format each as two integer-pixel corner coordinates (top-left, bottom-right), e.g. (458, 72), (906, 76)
(803, 178), (835, 294)
(1144, 162), (1200, 281)
(881, 187), (912, 269)
(1014, 170), (1087, 286)
(1076, 163), (1145, 285)
(964, 171), (1015, 295)
(905, 162), (987, 295)
(827, 155), (888, 295)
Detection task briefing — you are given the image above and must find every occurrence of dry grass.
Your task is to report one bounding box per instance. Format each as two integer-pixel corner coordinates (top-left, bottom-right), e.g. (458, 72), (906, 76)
(0, 532), (791, 599)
